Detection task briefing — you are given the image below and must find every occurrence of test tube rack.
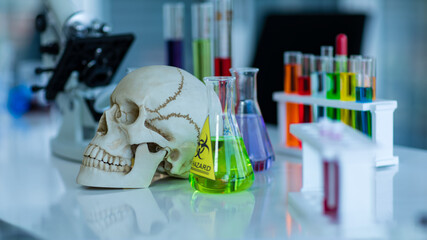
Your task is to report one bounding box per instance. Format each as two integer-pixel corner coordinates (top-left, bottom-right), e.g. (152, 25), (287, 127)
(287, 122), (385, 238)
(272, 92), (399, 167)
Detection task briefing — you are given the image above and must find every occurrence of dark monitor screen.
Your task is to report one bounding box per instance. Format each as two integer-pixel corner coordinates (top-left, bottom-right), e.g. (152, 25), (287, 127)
(252, 13), (365, 124)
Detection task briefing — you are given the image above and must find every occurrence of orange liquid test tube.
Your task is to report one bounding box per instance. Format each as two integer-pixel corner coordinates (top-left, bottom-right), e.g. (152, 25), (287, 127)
(284, 51), (302, 148)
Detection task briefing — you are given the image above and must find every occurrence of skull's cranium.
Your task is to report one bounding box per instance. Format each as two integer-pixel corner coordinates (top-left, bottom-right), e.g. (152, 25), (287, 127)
(76, 66), (208, 188)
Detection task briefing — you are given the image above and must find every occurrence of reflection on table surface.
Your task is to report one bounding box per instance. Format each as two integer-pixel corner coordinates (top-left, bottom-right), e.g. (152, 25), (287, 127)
(1, 109), (427, 239)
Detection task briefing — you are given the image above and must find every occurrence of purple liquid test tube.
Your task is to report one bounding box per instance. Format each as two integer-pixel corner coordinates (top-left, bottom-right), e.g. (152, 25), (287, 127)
(163, 3), (184, 68)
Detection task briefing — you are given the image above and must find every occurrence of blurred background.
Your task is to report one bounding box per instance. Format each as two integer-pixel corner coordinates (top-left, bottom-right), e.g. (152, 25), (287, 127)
(0, 0), (426, 149)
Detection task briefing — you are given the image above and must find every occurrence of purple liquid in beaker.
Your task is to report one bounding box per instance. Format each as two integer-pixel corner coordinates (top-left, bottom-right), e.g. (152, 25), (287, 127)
(236, 113), (274, 171)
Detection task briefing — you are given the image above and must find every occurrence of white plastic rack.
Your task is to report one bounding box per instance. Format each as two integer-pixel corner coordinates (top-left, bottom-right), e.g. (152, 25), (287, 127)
(272, 92), (398, 167)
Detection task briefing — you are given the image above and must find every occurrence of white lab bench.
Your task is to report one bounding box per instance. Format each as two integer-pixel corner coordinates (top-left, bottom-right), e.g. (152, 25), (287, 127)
(0, 108), (427, 240)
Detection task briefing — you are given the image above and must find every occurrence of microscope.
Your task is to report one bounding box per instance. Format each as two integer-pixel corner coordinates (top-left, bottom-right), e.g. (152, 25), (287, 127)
(35, 0), (134, 161)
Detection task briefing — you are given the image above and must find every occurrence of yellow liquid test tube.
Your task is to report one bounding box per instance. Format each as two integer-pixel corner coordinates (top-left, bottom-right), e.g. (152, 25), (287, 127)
(340, 57), (360, 126)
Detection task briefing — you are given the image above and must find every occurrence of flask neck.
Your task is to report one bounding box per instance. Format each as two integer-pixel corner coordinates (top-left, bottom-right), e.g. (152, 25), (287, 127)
(205, 77), (235, 115)
(232, 69), (258, 102)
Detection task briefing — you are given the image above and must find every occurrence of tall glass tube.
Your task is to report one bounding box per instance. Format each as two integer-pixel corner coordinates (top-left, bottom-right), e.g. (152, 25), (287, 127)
(163, 3), (184, 68)
(213, 0), (232, 76)
(284, 51), (302, 148)
(326, 57), (345, 120)
(192, 3), (213, 80)
(340, 57), (360, 126)
(298, 54), (314, 123)
(311, 56), (332, 121)
(231, 68), (275, 172)
(321, 46), (334, 58)
(189, 76), (254, 193)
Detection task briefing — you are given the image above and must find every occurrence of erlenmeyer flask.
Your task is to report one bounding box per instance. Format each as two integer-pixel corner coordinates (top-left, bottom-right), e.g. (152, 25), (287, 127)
(230, 68), (275, 171)
(189, 76), (254, 193)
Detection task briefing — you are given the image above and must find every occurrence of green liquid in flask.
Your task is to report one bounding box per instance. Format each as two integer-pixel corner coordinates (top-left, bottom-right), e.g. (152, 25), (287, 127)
(189, 136), (254, 194)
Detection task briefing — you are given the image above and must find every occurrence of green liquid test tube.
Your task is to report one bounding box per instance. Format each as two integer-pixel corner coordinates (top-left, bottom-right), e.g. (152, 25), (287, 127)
(193, 39), (212, 80)
(192, 3), (213, 80)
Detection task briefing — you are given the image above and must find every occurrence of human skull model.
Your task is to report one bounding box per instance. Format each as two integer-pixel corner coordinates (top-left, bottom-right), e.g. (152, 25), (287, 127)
(76, 65), (208, 188)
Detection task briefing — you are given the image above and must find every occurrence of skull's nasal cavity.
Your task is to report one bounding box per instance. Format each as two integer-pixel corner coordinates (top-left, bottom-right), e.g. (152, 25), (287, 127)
(97, 113), (108, 135)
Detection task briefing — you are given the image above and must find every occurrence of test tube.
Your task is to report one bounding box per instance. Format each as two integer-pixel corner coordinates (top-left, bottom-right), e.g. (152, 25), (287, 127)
(366, 57), (377, 100)
(321, 46), (334, 58)
(213, 0), (232, 76)
(192, 3), (213, 81)
(340, 57), (361, 127)
(356, 58), (373, 136)
(284, 51), (302, 148)
(298, 54), (314, 123)
(311, 56), (332, 120)
(356, 58), (373, 103)
(326, 57), (345, 120)
(163, 3), (184, 68)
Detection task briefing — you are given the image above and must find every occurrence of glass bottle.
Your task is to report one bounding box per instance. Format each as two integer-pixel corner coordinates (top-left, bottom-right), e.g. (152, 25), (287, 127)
(189, 76), (254, 193)
(230, 68), (275, 172)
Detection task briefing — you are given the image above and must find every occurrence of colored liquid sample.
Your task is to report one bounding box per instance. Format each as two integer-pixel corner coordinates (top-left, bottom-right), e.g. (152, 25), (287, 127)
(340, 109), (353, 127)
(298, 76), (311, 95)
(326, 72), (340, 99)
(355, 111), (372, 137)
(372, 76), (376, 100)
(166, 40), (184, 68)
(193, 39), (212, 80)
(326, 72), (341, 120)
(327, 108), (340, 120)
(284, 64), (301, 94)
(356, 87), (373, 103)
(311, 72), (326, 98)
(340, 72), (355, 125)
(236, 113), (274, 171)
(340, 72), (356, 101)
(189, 136), (254, 194)
(286, 103), (300, 148)
(214, 57), (232, 76)
(284, 63), (302, 148)
(298, 75), (312, 123)
(323, 161), (339, 220)
(311, 72), (326, 122)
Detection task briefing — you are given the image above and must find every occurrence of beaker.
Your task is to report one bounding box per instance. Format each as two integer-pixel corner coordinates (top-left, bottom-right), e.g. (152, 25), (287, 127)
(230, 68), (275, 171)
(189, 76), (254, 193)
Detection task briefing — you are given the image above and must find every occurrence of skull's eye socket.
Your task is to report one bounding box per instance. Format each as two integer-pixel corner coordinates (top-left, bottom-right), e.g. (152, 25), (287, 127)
(147, 143), (162, 153)
(115, 101), (139, 125)
(97, 113), (108, 135)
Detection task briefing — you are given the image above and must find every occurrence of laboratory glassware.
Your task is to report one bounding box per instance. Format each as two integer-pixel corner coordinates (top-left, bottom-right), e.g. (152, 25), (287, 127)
(326, 57), (345, 120)
(192, 2), (213, 80)
(163, 3), (184, 68)
(340, 57), (360, 126)
(311, 56), (332, 121)
(189, 76), (254, 193)
(284, 51), (302, 148)
(356, 58), (373, 136)
(231, 67), (275, 172)
(298, 54), (314, 123)
(213, 0), (232, 76)
(321, 45), (334, 58)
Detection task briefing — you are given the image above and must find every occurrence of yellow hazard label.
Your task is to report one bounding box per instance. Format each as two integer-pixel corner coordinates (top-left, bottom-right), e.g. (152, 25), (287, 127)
(191, 117), (215, 180)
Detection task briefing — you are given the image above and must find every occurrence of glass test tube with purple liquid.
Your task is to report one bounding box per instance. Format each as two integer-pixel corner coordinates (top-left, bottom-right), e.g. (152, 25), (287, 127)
(163, 3), (184, 68)
(230, 68), (275, 171)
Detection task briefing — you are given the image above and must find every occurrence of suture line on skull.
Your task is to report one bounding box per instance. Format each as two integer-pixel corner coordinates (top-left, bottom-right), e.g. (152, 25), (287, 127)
(149, 113), (200, 141)
(146, 69), (184, 114)
(144, 121), (173, 141)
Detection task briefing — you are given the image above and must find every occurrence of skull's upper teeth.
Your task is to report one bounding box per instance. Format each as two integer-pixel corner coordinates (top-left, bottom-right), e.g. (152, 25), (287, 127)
(83, 144), (132, 173)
